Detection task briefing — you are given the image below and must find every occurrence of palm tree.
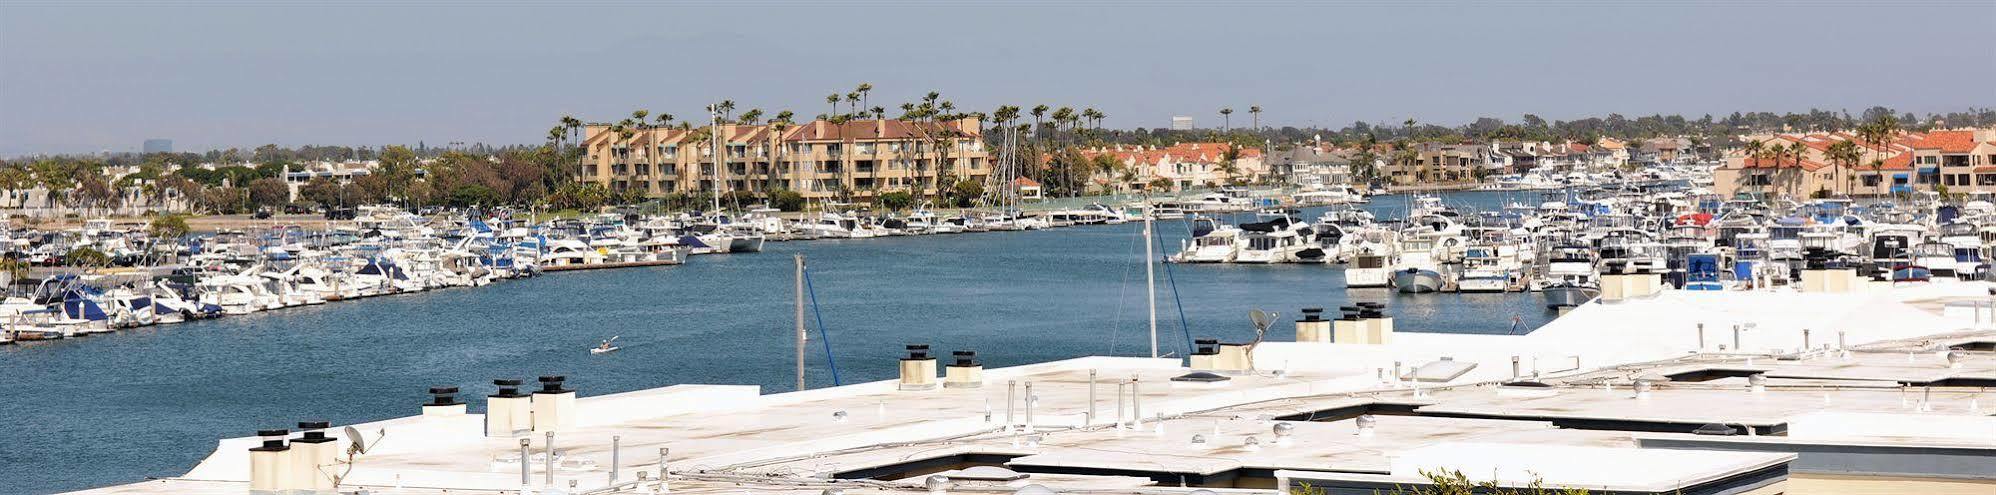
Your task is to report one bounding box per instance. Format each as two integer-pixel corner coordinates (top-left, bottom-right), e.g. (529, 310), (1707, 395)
(827, 93), (841, 120)
(1403, 118), (1418, 141)
(1826, 139), (1860, 197)
(855, 83), (873, 116)
(1392, 143), (1419, 186)
(1030, 105), (1049, 156)
(1741, 139), (1764, 197)
(1220, 108), (1234, 132)
(845, 92), (861, 117)
(1249, 106), (1262, 130)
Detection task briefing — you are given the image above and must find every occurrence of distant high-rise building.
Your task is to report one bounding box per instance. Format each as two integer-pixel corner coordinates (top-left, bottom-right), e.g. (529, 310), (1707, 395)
(1170, 116), (1194, 131)
(142, 139), (173, 153)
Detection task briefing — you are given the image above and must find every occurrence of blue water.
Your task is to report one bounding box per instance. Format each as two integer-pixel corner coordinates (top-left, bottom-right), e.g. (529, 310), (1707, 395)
(1, 190), (1562, 494)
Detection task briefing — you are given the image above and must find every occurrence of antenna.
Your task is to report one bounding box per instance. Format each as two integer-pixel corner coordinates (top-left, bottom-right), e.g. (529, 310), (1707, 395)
(342, 426), (370, 455)
(1248, 309), (1275, 344)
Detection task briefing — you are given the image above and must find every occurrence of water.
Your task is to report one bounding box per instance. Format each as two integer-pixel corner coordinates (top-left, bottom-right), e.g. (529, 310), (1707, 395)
(0, 190), (1562, 494)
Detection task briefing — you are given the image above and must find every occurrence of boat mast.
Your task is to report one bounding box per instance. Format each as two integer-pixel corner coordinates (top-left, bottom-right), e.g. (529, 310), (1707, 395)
(794, 253), (806, 391)
(711, 108), (723, 214)
(1144, 203), (1158, 358)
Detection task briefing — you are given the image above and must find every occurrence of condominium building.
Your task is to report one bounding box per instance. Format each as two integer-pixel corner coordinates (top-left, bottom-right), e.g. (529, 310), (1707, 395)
(579, 118), (990, 200)
(1379, 142), (1486, 185)
(1711, 128), (1996, 198)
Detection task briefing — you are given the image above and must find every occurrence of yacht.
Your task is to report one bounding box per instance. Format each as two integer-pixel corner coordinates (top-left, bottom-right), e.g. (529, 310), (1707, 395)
(1539, 245), (1600, 308)
(1172, 223), (1242, 263)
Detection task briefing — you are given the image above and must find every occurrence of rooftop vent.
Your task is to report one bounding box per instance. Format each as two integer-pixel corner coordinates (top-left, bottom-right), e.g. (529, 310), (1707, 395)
(900, 344), (940, 391)
(290, 421), (339, 492)
(1401, 357), (1477, 383)
(248, 429), (291, 493)
(487, 379), (532, 438)
(1299, 308), (1325, 321)
(952, 466), (1028, 481)
(945, 350), (983, 389)
(1496, 380), (1557, 398)
(1013, 485), (1058, 495)
(532, 375), (578, 432)
(1171, 371), (1232, 384)
(423, 386), (465, 417)
(1692, 423), (1740, 436)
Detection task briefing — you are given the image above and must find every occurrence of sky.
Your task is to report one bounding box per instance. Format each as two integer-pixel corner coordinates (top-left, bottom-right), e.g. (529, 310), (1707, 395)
(2, 0), (1992, 156)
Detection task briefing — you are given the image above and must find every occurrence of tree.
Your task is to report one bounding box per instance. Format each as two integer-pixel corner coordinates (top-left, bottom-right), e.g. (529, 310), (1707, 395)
(877, 191), (914, 211)
(248, 177), (289, 208)
(447, 184), (499, 207)
(946, 179), (984, 208)
(148, 214), (190, 239)
(1826, 139), (1860, 196)
(770, 189), (806, 212)
(1220, 107), (1234, 132)
(1249, 105), (1262, 130)
(65, 247), (111, 267)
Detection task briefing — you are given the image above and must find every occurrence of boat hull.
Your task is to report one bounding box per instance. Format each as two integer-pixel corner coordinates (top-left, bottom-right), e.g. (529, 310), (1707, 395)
(1544, 286), (1600, 308)
(1343, 267), (1391, 288)
(1392, 269), (1443, 293)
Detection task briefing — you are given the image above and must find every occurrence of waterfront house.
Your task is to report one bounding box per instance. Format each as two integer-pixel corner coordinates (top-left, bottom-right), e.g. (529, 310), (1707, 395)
(1081, 142), (1266, 192)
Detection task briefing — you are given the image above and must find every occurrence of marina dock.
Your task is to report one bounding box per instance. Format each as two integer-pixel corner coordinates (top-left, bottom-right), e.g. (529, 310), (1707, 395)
(63, 281), (1996, 495)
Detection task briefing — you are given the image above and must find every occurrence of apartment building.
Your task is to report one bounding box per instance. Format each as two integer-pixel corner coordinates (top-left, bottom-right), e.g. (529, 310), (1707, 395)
(1379, 142), (1485, 185)
(1712, 128), (1996, 198)
(579, 118), (990, 200)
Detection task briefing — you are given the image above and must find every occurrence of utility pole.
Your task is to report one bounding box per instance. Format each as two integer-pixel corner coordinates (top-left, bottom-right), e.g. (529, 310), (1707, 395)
(795, 254), (807, 391)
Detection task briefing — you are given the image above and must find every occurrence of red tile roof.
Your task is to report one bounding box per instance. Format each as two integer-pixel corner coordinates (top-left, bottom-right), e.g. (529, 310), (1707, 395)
(1910, 130), (1977, 153)
(1083, 142), (1264, 165)
(1741, 157), (1828, 171)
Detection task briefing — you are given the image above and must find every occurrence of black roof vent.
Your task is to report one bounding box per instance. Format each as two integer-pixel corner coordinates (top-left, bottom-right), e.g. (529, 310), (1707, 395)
(904, 344), (932, 360)
(428, 386), (461, 406)
(1194, 338), (1220, 355)
(492, 379), (528, 398)
(1500, 380), (1553, 388)
(951, 350), (979, 367)
(1171, 371), (1232, 383)
(296, 422), (335, 442)
(251, 429), (290, 451)
(1692, 423), (1740, 436)
(1300, 308), (1324, 321)
(535, 376), (569, 394)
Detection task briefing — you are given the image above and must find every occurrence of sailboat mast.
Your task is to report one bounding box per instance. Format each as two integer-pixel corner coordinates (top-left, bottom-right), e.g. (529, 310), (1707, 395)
(794, 254), (806, 391)
(711, 108), (723, 213)
(1144, 203), (1158, 358)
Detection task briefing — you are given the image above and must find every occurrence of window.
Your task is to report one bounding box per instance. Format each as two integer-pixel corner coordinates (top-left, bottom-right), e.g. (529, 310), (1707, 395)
(1977, 174), (1996, 186)
(1862, 175), (1881, 187)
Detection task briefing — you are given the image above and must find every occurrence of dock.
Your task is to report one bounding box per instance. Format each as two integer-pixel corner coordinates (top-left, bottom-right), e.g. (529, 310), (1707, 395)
(540, 259), (684, 272)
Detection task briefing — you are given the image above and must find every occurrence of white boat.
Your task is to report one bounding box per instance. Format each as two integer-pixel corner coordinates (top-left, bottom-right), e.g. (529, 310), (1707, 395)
(1172, 225), (1241, 263)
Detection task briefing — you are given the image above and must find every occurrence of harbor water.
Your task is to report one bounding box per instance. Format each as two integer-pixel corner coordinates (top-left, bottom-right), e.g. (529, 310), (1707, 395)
(1, 190), (1561, 494)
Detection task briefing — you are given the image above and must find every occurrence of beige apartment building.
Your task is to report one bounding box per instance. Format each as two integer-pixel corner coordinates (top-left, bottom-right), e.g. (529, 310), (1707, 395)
(1379, 142), (1486, 185)
(580, 118), (990, 201)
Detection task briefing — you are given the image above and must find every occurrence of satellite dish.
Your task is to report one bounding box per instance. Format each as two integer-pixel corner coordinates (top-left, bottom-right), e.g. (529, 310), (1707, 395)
(343, 426), (369, 455)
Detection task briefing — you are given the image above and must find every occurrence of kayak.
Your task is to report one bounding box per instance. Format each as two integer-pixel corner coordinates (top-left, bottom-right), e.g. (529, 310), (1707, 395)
(590, 346), (620, 354)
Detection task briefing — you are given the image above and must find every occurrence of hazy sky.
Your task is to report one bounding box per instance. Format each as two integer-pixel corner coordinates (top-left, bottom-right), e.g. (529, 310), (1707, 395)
(3, 1), (1992, 155)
